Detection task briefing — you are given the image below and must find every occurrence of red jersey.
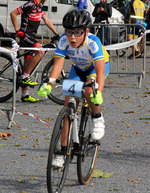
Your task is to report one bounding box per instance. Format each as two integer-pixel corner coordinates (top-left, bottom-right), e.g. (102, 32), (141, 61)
(17, 0), (45, 37)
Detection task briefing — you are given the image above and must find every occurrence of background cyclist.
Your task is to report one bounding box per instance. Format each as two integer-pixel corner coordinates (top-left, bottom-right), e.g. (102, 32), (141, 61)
(38, 10), (109, 167)
(10, 0), (59, 102)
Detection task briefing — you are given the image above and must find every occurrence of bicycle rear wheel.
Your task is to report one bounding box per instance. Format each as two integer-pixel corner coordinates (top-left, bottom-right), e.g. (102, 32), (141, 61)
(0, 52), (21, 102)
(42, 58), (70, 105)
(77, 106), (100, 185)
(47, 106), (73, 193)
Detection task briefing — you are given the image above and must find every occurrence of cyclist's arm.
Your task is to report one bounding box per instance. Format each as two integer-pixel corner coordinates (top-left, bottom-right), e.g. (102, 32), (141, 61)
(48, 57), (65, 85)
(42, 14), (58, 35)
(10, 9), (20, 32)
(94, 59), (105, 93)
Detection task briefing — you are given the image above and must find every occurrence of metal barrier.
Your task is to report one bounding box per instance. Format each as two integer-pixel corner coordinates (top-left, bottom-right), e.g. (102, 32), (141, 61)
(91, 23), (146, 88)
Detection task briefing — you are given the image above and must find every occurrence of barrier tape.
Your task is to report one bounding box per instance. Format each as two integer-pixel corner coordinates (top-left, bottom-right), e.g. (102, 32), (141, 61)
(105, 30), (150, 50)
(19, 47), (56, 52)
(15, 110), (51, 128)
(0, 108), (51, 129)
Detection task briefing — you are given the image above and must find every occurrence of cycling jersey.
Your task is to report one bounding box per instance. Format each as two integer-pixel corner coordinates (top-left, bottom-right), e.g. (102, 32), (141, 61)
(55, 33), (105, 71)
(17, 0), (45, 37)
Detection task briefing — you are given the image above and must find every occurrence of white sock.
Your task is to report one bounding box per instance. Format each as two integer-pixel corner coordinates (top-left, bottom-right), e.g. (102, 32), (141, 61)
(22, 90), (29, 97)
(22, 72), (30, 79)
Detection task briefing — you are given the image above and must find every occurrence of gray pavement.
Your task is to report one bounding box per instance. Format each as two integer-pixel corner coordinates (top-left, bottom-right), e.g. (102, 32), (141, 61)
(0, 48), (150, 193)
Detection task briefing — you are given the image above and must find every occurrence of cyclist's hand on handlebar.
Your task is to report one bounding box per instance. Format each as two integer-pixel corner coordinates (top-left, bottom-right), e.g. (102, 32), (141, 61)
(90, 90), (103, 105)
(16, 30), (24, 38)
(38, 84), (52, 97)
(53, 34), (60, 41)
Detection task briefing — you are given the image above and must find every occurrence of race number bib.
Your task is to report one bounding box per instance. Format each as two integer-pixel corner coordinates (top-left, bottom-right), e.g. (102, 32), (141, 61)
(62, 80), (84, 97)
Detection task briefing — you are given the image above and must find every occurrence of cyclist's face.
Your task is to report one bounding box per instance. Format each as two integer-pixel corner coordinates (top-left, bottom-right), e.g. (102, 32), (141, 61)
(66, 29), (89, 48)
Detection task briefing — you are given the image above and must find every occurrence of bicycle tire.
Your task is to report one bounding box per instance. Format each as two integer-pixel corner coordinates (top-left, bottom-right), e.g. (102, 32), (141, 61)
(42, 58), (69, 105)
(47, 106), (73, 193)
(77, 106), (99, 185)
(0, 52), (21, 102)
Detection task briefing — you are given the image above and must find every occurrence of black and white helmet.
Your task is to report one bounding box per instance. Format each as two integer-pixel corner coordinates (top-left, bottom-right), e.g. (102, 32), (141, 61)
(62, 9), (92, 29)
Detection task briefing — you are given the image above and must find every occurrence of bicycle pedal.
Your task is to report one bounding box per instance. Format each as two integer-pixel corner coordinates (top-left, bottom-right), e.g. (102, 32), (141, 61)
(89, 140), (101, 146)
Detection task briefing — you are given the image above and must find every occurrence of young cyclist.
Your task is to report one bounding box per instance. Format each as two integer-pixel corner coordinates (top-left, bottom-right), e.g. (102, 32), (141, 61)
(10, 0), (59, 102)
(38, 9), (109, 167)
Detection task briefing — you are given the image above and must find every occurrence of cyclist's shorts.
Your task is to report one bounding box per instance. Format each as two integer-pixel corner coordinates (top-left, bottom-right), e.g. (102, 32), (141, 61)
(127, 26), (140, 38)
(68, 61), (109, 82)
(20, 35), (40, 58)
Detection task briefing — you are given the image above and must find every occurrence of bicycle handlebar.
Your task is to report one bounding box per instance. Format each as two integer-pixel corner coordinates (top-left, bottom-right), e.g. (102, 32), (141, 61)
(55, 77), (98, 99)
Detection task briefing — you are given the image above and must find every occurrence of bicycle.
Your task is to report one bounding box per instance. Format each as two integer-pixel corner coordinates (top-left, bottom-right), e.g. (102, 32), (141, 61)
(47, 77), (100, 193)
(0, 35), (69, 105)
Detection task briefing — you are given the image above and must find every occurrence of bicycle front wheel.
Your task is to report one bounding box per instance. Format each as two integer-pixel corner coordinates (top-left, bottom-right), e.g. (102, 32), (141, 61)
(42, 58), (70, 105)
(77, 106), (100, 185)
(0, 52), (21, 102)
(47, 106), (73, 193)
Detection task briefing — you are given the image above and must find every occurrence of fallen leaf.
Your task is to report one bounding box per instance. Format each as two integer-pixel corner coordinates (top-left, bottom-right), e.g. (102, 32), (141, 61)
(108, 188), (119, 191)
(117, 82), (126, 85)
(137, 178), (142, 181)
(0, 132), (11, 137)
(92, 170), (114, 178)
(14, 144), (20, 147)
(142, 95), (147, 97)
(46, 118), (53, 121)
(139, 117), (150, 120)
(114, 152), (121, 154)
(21, 135), (28, 139)
(135, 132), (142, 134)
(31, 177), (39, 180)
(123, 111), (136, 114)
(118, 134), (127, 136)
(16, 179), (26, 183)
(127, 179), (134, 182)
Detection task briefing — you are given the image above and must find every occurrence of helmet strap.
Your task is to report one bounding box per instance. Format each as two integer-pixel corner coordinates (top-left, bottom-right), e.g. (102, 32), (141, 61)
(77, 29), (86, 49)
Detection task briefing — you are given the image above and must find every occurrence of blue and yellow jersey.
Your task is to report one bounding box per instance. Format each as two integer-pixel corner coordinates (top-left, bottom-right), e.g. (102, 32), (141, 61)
(55, 33), (109, 71)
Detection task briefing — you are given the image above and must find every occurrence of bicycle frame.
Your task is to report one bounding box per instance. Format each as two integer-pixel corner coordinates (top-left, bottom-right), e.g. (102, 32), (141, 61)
(17, 46), (54, 83)
(61, 77), (97, 147)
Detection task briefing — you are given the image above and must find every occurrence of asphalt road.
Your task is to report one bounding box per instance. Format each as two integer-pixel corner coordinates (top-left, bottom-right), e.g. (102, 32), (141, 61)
(0, 47), (150, 193)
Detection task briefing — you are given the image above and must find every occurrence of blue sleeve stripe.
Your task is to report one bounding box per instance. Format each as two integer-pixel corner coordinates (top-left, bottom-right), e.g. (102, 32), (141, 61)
(93, 55), (104, 61)
(55, 53), (65, 58)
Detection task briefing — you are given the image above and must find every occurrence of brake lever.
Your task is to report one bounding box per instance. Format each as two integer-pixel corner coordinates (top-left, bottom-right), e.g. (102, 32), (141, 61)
(90, 77), (99, 106)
